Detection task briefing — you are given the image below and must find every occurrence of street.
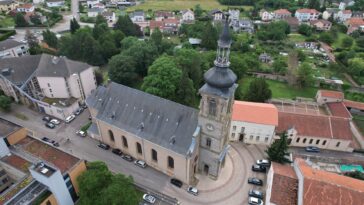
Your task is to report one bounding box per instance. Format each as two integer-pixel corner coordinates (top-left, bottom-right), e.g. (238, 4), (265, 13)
(0, 104), (267, 205)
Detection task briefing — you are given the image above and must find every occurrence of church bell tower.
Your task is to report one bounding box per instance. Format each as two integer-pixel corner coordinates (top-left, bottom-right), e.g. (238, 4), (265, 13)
(197, 15), (237, 179)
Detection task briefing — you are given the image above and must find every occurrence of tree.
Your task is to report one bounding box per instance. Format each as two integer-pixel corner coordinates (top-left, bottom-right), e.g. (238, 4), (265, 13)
(345, 171), (364, 181)
(25, 30), (40, 54)
(194, 4), (203, 17)
(14, 13), (27, 27)
(297, 62), (314, 87)
(0, 95), (11, 111)
(141, 56), (182, 101)
(150, 28), (163, 52)
(272, 57), (288, 74)
(244, 78), (272, 102)
(319, 32), (334, 45)
(70, 18), (80, 34)
(114, 16), (140, 36)
(298, 24), (312, 36)
(30, 15), (42, 25)
(93, 23), (109, 40)
(356, 36), (364, 48)
(341, 36), (354, 48)
(307, 0), (321, 10)
(348, 58), (364, 76)
(265, 132), (291, 164)
(176, 71), (196, 106)
(201, 22), (218, 50)
(95, 14), (107, 26)
(174, 48), (203, 88)
(42, 29), (58, 49)
(108, 54), (138, 86)
(98, 32), (119, 60)
(257, 21), (290, 41)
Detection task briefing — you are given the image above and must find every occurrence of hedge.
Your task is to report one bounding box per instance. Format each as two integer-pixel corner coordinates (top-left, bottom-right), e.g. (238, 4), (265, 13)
(0, 30), (16, 41)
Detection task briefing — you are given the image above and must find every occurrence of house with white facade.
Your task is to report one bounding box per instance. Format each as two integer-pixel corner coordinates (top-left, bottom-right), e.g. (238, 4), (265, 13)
(0, 54), (97, 120)
(229, 101), (278, 145)
(129, 10), (145, 22)
(337, 10), (352, 22)
(46, 0), (64, 7)
(102, 11), (115, 22)
(228, 9), (239, 22)
(310, 19), (332, 31)
(87, 7), (104, 18)
(16, 3), (34, 13)
(181, 9), (194, 23)
(259, 9), (273, 21)
(86, 0), (100, 8)
(295, 8), (320, 22)
(209, 9), (224, 21)
(273, 9), (291, 19)
(0, 39), (29, 59)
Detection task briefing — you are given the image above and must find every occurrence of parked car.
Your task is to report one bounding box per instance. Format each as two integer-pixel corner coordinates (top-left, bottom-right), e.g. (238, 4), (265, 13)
(142, 194), (156, 204)
(121, 154), (133, 162)
(41, 137), (51, 143)
(187, 186), (198, 196)
(81, 104), (88, 109)
(50, 119), (60, 125)
(134, 160), (147, 168)
(97, 143), (110, 150)
(76, 130), (87, 137)
(170, 178), (183, 188)
(252, 164), (266, 173)
(248, 177), (263, 186)
(45, 122), (55, 129)
(112, 148), (122, 156)
(305, 146), (320, 153)
(65, 115), (75, 123)
(41, 137), (59, 147)
(256, 159), (270, 167)
(74, 109), (81, 116)
(248, 196), (264, 205)
(42, 116), (51, 122)
(248, 189), (264, 199)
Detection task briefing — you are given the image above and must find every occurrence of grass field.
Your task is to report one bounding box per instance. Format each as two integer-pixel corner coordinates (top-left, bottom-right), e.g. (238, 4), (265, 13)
(238, 76), (319, 99)
(0, 16), (15, 28)
(126, 0), (252, 12)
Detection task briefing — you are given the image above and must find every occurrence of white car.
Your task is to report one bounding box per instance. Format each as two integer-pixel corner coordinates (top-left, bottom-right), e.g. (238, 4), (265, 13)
(256, 159), (270, 167)
(50, 119), (60, 125)
(76, 130), (86, 137)
(65, 115), (75, 123)
(248, 196), (264, 205)
(134, 160), (147, 168)
(143, 194), (156, 204)
(187, 186), (198, 196)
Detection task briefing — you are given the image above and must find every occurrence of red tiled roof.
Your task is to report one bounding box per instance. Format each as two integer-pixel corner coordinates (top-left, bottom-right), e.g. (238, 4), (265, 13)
(296, 159), (364, 205)
(310, 19), (332, 25)
(277, 112), (352, 140)
(155, 11), (174, 18)
(232, 101), (278, 126)
(163, 18), (179, 24)
(346, 18), (364, 26)
(1, 154), (31, 173)
(283, 17), (299, 25)
(318, 90), (344, 99)
(344, 100), (364, 110)
(270, 163), (298, 205)
(274, 9), (291, 15)
(149, 20), (164, 30)
(18, 3), (33, 9)
(296, 8), (319, 14)
(327, 102), (352, 118)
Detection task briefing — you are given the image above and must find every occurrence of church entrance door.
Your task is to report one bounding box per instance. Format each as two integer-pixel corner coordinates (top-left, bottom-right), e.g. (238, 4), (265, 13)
(203, 164), (209, 175)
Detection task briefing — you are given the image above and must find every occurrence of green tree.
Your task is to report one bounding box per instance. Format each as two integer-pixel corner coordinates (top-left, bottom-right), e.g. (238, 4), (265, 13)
(93, 23), (109, 40)
(42, 29), (58, 49)
(348, 58), (364, 76)
(194, 4), (203, 17)
(257, 21), (290, 41)
(201, 22), (218, 50)
(0, 95), (11, 111)
(70, 18), (80, 34)
(95, 14), (107, 26)
(30, 15), (42, 25)
(14, 13), (27, 27)
(265, 132), (291, 164)
(341, 36), (354, 48)
(272, 57), (288, 74)
(345, 171), (364, 181)
(25, 30), (41, 54)
(109, 54), (138, 86)
(150, 28), (163, 52)
(356, 36), (364, 48)
(175, 48), (203, 88)
(98, 32), (119, 60)
(142, 56), (182, 101)
(298, 24), (312, 36)
(297, 62), (314, 87)
(230, 53), (248, 79)
(114, 16), (141, 36)
(319, 32), (334, 45)
(244, 78), (272, 102)
(176, 71), (196, 106)
(307, 0), (321, 10)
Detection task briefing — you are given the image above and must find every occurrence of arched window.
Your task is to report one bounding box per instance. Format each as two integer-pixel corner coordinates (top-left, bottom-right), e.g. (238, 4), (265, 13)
(208, 99), (217, 116)
(152, 149), (158, 161)
(322, 140), (327, 146)
(309, 139), (313, 144)
(303, 138), (307, 143)
(336, 142), (340, 147)
(296, 137), (300, 143)
(316, 139), (320, 145)
(108, 130), (114, 142)
(206, 138), (211, 148)
(136, 142), (142, 154)
(122, 136), (128, 148)
(168, 156), (174, 169)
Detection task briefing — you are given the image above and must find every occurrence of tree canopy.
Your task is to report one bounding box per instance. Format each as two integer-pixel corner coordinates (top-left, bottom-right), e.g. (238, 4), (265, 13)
(70, 18), (80, 34)
(108, 54), (138, 86)
(244, 78), (272, 102)
(0, 95), (11, 111)
(266, 132), (291, 164)
(114, 15), (142, 37)
(296, 62), (314, 87)
(42, 29), (58, 49)
(257, 21), (290, 41)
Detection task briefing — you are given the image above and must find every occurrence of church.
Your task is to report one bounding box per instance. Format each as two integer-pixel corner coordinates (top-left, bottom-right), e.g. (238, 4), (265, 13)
(86, 17), (237, 184)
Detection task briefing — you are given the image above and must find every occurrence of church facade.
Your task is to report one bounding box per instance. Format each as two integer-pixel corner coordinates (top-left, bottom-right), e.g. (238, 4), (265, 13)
(86, 17), (237, 184)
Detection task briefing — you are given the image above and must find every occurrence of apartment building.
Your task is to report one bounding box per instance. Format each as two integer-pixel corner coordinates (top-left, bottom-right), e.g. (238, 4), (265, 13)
(295, 8), (320, 22)
(0, 39), (29, 59)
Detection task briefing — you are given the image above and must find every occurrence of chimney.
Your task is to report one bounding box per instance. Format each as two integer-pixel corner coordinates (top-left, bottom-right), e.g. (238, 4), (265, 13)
(52, 56), (60, 64)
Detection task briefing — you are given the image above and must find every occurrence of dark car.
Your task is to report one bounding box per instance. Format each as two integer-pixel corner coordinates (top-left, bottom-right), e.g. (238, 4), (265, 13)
(305, 146), (320, 153)
(121, 154), (133, 162)
(170, 178), (183, 188)
(41, 137), (58, 147)
(248, 189), (264, 199)
(252, 164), (266, 173)
(248, 177), (263, 186)
(42, 116), (51, 122)
(112, 148), (122, 156)
(45, 122), (55, 129)
(42, 137), (51, 142)
(74, 109), (81, 116)
(98, 143), (110, 150)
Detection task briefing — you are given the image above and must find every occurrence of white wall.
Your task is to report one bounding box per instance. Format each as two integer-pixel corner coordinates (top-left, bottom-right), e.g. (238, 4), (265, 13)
(79, 67), (97, 99)
(229, 120), (275, 145)
(67, 74), (82, 99)
(37, 77), (70, 98)
(38, 100), (79, 120)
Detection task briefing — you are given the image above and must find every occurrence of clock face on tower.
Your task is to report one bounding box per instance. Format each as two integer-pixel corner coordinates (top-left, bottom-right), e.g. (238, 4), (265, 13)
(206, 123), (215, 131)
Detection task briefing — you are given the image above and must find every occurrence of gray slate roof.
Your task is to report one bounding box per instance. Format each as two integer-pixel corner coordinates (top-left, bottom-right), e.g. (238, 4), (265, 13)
(86, 82), (199, 155)
(0, 55), (41, 86)
(0, 39), (25, 52)
(0, 0), (14, 5)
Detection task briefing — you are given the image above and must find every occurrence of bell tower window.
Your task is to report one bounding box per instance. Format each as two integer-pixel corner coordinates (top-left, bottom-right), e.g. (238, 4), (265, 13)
(208, 98), (217, 116)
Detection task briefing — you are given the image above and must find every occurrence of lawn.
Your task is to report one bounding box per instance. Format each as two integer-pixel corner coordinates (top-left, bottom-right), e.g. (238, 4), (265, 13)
(0, 16), (15, 28)
(238, 76), (319, 99)
(287, 33), (307, 43)
(126, 0), (252, 11)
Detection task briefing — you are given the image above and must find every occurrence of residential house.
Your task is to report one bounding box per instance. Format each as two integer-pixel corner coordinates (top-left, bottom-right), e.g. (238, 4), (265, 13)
(337, 10), (352, 22)
(273, 9), (291, 19)
(0, 39), (29, 59)
(0, 0), (18, 13)
(295, 8), (320, 22)
(259, 52), (272, 63)
(209, 9), (224, 21)
(86, 0), (100, 8)
(310, 19), (332, 31)
(155, 10), (175, 21)
(316, 90), (344, 105)
(228, 9), (240, 22)
(259, 9), (273, 21)
(322, 8), (340, 20)
(352, 11), (364, 18)
(339, 0), (355, 10)
(231, 19), (254, 33)
(345, 18), (364, 34)
(0, 118), (87, 205)
(102, 11), (115, 22)
(229, 101), (278, 145)
(129, 10), (145, 22)
(0, 54), (97, 120)
(181, 9), (194, 23)
(295, 42), (319, 50)
(87, 7), (104, 18)
(266, 158), (364, 205)
(16, 3), (34, 13)
(283, 17), (299, 32)
(149, 20), (164, 33)
(92, 3), (105, 9)
(46, 0), (65, 7)
(162, 18), (180, 34)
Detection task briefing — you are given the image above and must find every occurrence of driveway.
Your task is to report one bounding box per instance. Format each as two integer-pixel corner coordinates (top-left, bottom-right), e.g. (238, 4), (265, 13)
(0, 104), (267, 205)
